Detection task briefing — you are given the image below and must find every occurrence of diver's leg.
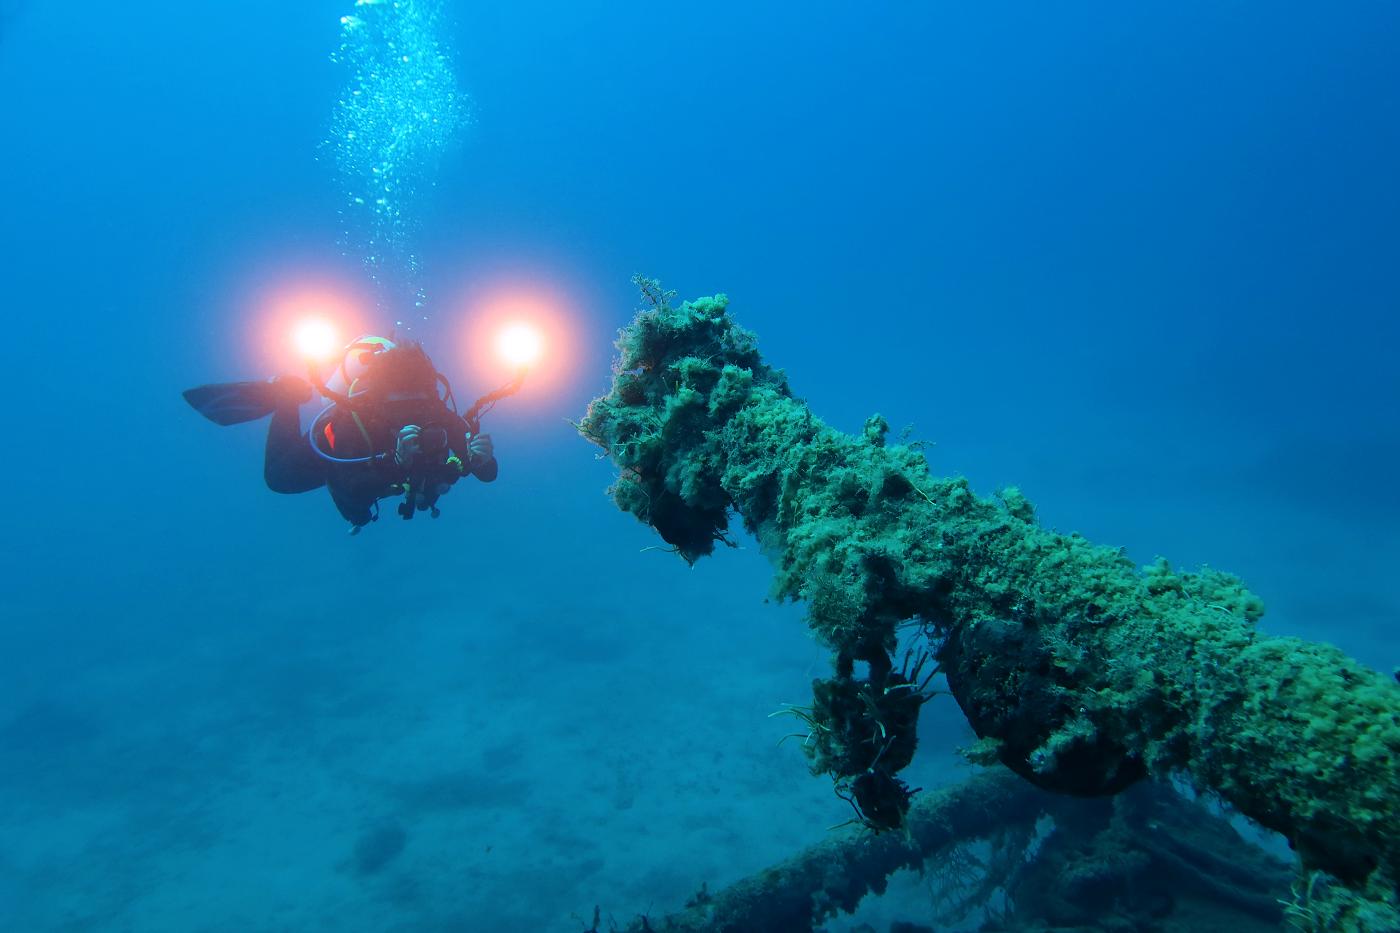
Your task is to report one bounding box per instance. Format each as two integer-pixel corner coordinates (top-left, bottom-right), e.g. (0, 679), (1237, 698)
(264, 398), (326, 494)
(326, 475), (376, 528)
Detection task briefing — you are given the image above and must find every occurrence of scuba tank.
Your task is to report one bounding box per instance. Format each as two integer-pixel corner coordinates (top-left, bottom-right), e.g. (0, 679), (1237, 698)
(319, 334), (397, 401)
(306, 335), (414, 466)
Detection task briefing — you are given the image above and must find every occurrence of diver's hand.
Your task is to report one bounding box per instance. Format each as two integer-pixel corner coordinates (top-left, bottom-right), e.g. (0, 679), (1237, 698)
(394, 425), (422, 467)
(466, 432), (494, 464)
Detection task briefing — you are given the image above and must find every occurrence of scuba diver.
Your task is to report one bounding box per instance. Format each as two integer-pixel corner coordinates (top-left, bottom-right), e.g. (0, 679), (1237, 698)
(184, 335), (517, 533)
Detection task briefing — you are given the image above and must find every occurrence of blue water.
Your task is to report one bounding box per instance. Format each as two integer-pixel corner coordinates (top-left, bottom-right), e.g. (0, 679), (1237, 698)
(3, 2), (1397, 929)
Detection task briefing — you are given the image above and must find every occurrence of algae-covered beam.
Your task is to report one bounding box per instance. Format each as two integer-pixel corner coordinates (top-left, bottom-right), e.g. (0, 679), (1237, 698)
(615, 770), (1040, 933)
(579, 280), (1400, 896)
(614, 770), (1296, 933)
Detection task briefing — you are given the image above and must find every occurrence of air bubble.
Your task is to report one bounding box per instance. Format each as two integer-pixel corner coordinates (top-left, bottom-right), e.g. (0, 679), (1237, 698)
(329, 0), (464, 320)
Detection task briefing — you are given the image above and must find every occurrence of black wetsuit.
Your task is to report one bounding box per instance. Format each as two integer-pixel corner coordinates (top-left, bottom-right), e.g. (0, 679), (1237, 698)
(263, 391), (497, 527)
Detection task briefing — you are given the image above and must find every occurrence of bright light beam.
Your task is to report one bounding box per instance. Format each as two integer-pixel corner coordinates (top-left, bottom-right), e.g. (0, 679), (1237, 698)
(496, 322), (543, 369)
(293, 318), (341, 361)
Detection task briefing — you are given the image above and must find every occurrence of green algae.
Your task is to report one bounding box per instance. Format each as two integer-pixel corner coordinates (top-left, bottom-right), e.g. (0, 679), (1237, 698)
(579, 279), (1400, 901)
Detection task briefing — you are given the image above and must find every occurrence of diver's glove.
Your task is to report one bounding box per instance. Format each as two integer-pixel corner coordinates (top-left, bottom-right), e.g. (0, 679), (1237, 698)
(394, 425), (422, 467)
(466, 431), (494, 465)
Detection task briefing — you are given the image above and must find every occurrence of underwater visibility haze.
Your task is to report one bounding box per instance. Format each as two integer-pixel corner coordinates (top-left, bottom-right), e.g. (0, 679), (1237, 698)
(2, 1), (1399, 930)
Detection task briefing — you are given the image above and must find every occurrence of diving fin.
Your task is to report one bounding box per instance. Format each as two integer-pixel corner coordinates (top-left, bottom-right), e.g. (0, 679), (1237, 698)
(182, 380), (282, 426)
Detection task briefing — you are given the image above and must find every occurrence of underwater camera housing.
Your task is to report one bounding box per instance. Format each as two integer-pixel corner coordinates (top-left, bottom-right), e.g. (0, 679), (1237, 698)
(395, 424), (455, 521)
